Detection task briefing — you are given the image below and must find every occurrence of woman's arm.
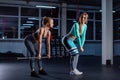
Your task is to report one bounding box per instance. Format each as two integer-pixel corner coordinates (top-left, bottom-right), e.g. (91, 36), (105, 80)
(38, 28), (44, 59)
(46, 31), (51, 59)
(75, 23), (82, 48)
(76, 24), (84, 52)
(81, 24), (87, 47)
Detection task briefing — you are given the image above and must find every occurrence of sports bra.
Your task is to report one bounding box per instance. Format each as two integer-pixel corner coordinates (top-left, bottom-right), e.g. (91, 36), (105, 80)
(32, 28), (49, 42)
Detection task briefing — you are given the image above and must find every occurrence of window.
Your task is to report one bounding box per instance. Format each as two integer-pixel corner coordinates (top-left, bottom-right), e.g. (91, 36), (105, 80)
(51, 19), (59, 37)
(113, 11), (120, 40)
(0, 17), (18, 39)
(96, 21), (102, 40)
(67, 10), (77, 19)
(20, 17), (39, 38)
(20, 7), (39, 38)
(86, 21), (93, 40)
(95, 12), (101, 20)
(113, 20), (120, 40)
(21, 7), (39, 17)
(0, 5), (61, 39)
(41, 8), (59, 18)
(67, 20), (75, 33)
(53, 19), (58, 28)
(87, 12), (93, 19)
(0, 6), (18, 16)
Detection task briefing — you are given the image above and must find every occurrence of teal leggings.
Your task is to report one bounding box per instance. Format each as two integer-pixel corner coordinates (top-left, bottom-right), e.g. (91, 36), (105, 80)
(62, 35), (79, 56)
(62, 35), (80, 70)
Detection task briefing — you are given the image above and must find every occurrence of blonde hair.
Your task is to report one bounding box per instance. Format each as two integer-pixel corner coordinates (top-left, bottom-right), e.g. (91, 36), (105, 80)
(42, 16), (53, 26)
(79, 12), (88, 24)
(79, 12), (88, 35)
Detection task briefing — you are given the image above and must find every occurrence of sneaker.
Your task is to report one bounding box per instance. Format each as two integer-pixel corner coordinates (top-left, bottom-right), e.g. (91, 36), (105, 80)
(70, 69), (83, 75)
(31, 71), (40, 78)
(38, 69), (47, 75)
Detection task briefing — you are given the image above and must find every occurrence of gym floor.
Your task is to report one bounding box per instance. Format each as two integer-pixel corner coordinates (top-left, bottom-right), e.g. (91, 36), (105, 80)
(0, 56), (120, 80)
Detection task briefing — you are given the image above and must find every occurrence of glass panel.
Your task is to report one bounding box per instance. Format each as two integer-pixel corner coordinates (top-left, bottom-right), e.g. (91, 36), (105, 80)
(96, 12), (101, 20)
(21, 7), (39, 17)
(53, 19), (58, 28)
(96, 21), (102, 40)
(0, 17), (18, 39)
(20, 17), (39, 38)
(87, 12), (93, 19)
(113, 11), (120, 40)
(67, 20), (75, 33)
(52, 29), (58, 37)
(51, 19), (59, 37)
(113, 11), (120, 20)
(41, 8), (59, 18)
(86, 21), (93, 40)
(67, 10), (77, 19)
(0, 6), (18, 16)
(113, 20), (120, 40)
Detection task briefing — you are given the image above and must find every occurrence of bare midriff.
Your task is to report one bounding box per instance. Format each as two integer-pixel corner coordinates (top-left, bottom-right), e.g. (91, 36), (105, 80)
(32, 33), (39, 43)
(69, 34), (76, 40)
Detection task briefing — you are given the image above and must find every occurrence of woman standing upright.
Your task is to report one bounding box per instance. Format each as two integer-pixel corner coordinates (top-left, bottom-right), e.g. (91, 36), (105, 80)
(62, 12), (88, 75)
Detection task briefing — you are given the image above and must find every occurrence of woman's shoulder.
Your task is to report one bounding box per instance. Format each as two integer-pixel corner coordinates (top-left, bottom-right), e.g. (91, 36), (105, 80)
(35, 27), (44, 34)
(83, 24), (87, 30)
(38, 27), (44, 31)
(40, 27), (44, 29)
(74, 22), (79, 25)
(73, 22), (79, 27)
(84, 23), (87, 26)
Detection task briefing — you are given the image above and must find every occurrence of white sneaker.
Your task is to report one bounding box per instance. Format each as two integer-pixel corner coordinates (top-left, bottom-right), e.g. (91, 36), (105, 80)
(70, 69), (83, 75)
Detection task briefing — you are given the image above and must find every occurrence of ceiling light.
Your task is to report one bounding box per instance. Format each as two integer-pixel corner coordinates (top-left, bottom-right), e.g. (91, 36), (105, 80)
(99, 10), (116, 13)
(26, 21), (33, 23)
(36, 5), (56, 9)
(21, 26), (31, 28)
(23, 24), (34, 26)
(28, 17), (39, 20)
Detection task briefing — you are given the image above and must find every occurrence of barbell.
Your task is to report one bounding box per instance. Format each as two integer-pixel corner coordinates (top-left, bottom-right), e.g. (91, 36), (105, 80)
(17, 56), (63, 60)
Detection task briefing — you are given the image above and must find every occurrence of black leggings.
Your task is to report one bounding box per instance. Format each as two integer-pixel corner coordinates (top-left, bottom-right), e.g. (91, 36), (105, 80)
(24, 34), (42, 70)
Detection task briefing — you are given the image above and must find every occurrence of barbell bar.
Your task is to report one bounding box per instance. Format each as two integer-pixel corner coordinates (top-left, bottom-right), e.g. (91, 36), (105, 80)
(17, 56), (63, 60)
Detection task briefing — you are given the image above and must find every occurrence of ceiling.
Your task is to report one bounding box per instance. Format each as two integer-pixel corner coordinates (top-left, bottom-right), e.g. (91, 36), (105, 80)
(0, 0), (120, 10)
(19, 0), (120, 11)
(25, 0), (101, 6)
(21, 0), (120, 7)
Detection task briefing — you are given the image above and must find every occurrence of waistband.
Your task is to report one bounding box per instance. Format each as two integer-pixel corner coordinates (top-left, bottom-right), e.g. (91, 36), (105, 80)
(63, 34), (74, 41)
